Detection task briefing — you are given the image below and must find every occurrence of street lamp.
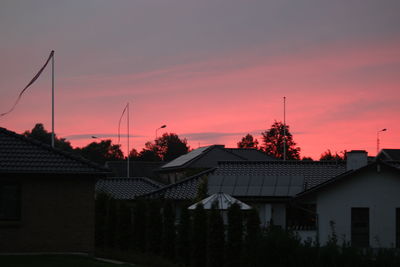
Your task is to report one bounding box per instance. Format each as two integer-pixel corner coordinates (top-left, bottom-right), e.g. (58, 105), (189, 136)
(377, 128), (387, 155)
(155, 125), (167, 139)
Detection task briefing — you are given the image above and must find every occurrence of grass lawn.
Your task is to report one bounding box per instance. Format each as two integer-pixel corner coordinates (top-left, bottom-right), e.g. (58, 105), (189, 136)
(0, 254), (139, 267)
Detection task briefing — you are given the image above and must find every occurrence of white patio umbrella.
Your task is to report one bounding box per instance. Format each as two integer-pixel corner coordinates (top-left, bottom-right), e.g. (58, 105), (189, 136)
(188, 192), (252, 210)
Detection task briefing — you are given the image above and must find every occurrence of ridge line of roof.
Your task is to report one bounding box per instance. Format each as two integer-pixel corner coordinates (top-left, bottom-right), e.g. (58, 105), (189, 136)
(142, 168), (216, 198)
(217, 160), (345, 165)
(0, 127), (110, 173)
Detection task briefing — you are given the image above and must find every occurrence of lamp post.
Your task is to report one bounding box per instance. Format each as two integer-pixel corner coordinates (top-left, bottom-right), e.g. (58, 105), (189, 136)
(377, 128), (387, 155)
(155, 125), (167, 139)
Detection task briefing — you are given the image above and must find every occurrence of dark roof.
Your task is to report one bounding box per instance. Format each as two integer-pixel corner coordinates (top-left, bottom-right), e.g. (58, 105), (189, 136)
(208, 173), (304, 198)
(145, 160), (346, 201)
(96, 177), (163, 199)
(215, 161), (346, 189)
(160, 145), (277, 172)
(296, 161), (400, 198)
(225, 148), (277, 161)
(143, 168), (216, 200)
(106, 161), (164, 178)
(0, 127), (109, 174)
(160, 145), (224, 170)
(377, 149), (400, 161)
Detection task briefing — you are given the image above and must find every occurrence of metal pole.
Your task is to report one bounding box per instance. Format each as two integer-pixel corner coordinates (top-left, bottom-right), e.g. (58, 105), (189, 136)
(51, 51), (55, 148)
(127, 102), (130, 178)
(377, 131), (379, 155)
(283, 96), (286, 161)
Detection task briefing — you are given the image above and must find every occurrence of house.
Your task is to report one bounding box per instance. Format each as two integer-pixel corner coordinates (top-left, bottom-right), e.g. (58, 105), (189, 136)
(0, 127), (109, 253)
(297, 151), (400, 248)
(377, 149), (400, 161)
(158, 145), (276, 183)
(96, 177), (162, 200)
(145, 159), (345, 233)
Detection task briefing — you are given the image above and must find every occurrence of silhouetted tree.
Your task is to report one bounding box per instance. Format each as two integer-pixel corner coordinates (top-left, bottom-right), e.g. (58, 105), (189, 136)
(76, 140), (123, 165)
(226, 203), (243, 267)
(23, 123), (73, 151)
(128, 148), (140, 160)
(261, 121), (300, 160)
(162, 201), (176, 260)
(237, 133), (259, 149)
(243, 209), (261, 267)
(142, 133), (190, 161)
(302, 156), (314, 161)
(176, 205), (192, 266)
(192, 203), (208, 267)
(320, 149), (345, 162)
(207, 202), (225, 267)
(136, 142), (162, 161)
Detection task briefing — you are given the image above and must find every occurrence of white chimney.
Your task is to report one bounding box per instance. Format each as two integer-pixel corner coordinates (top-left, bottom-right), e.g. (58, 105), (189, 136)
(346, 150), (368, 171)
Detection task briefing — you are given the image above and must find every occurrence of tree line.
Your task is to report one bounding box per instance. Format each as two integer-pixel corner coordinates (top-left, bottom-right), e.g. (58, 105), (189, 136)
(23, 122), (345, 165)
(95, 196), (400, 267)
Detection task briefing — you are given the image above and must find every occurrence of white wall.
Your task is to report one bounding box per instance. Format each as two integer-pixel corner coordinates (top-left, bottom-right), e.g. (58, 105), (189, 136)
(316, 165), (400, 247)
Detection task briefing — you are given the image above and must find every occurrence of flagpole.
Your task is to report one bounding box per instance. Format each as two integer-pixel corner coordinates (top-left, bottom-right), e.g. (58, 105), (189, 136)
(51, 50), (55, 148)
(127, 102), (130, 178)
(283, 96), (286, 161)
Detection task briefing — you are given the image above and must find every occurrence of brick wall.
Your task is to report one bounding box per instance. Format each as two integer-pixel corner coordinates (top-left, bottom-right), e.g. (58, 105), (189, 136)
(0, 175), (97, 254)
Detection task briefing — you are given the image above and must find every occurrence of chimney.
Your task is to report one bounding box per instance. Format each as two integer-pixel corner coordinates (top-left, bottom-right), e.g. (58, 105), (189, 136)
(346, 150), (368, 171)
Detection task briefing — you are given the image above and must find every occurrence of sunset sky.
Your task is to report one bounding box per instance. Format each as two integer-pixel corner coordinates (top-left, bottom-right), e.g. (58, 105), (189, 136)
(1, 0), (399, 159)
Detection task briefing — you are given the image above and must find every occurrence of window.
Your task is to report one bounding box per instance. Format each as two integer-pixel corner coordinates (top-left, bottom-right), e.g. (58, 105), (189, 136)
(0, 183), (20, 221)
(351, 208), (369, 247)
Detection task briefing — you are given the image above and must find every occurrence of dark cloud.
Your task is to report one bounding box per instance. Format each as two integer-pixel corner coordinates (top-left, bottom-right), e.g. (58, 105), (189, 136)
(65, 133), (143, 140)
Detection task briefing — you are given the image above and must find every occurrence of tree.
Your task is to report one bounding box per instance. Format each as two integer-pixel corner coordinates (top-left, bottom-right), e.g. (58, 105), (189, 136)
(162, 201), (176, 260)
(141, 133), (190, 162)
(176, 204), (192, 266)
(192, 203), (208, 267)
(261, 121), (300, 160)
(76, 139), (123, 165)
(136, 142), (162, 161)
(207, 202), (225, 267)
(23, 123), (73, 151)
(243, 209), (262, 267)
(320, 149), (345, 162)
(237, 133), (259, 149)
(226, 203), (243, 267)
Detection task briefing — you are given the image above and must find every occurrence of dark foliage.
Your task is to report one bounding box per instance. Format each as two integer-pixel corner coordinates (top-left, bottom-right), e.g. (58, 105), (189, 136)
(191, 203), (208, 267)
(23, 123), (74, 151)
(226, 203), (243, 267)
(237, 133), (259, 149)
(141, 133), (190, 162)
(207, 202), (225, 267)
(162, 201), (176, 260)
(242, 209), (262, 267)
(176, 205), (192, 266)
(320, 149), (346, 161)
(76, 139), (123, 165)
(261, 121), (300, 160)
